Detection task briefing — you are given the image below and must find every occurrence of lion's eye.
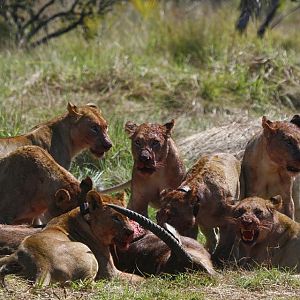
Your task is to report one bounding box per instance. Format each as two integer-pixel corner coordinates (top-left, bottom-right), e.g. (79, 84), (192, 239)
(152, 140), (160, 148)
(112, 215), (122, 224)
(234, 208), (245, 218)
(90, 125), (99, 134)
(134, 140), (141, 147)
(254, 208), (263, 217)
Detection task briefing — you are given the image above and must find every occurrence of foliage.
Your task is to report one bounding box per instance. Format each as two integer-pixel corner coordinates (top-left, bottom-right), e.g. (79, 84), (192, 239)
(0, 0), (124, 48)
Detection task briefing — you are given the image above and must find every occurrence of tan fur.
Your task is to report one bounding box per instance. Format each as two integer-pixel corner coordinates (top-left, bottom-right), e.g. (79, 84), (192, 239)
(0, 103), (112, 169)
(157, 153), (240, 262)
(0, 225), (40, 256)
(233, 195), (300, 271)
(241, 115), (300, 220)
(0, 191), (142, 286)
(0, 146), (92, 224)
(125, 120), (185, 216)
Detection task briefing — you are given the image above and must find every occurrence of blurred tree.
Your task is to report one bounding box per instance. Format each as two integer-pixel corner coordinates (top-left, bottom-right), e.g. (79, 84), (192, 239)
(0, 0), (124, 48)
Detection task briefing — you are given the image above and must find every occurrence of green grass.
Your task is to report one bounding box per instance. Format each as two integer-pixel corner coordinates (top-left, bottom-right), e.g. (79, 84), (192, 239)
(236, 267), (300, 291)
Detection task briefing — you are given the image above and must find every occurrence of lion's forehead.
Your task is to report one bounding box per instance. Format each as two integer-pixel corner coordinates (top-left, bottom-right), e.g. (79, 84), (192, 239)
(277, 122), (300, 139)
(163, 192), (188, 206)
(135, 124), (165, 139)
(80, 108), (106, 125)
(236, 198), (267, 211)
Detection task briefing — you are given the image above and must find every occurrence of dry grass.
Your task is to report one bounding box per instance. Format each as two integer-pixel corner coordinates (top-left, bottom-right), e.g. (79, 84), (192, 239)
(1, 268), (300, 300)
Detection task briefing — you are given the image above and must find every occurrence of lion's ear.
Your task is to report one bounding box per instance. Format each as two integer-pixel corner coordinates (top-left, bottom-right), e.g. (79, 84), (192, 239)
(55, 189), (71, 208)
(164, 119), (175, 137)
(115, 192), (127, 207)
(67, 102), (81, 117)
(262, 116), (277, 137)
(87, 191), (103, 212)
(80, 176), (93, 194)
(290, 115), (300, 128)
(269, 195), (283, 211)
(125, 121), (138, 137)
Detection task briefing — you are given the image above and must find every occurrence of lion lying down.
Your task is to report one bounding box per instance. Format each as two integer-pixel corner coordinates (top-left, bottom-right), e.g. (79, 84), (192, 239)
(0, 145), (92, 224)
(233, 195), (300, 271)
(0, 191), (142, 286)
(0, 194), (216, 286)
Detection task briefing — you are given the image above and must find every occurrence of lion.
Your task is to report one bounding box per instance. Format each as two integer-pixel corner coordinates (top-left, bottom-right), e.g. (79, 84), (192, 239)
(0, 145), (92, 224)
(156, 153), (240, 263)
(240, 115), (300, 220)
(0, 191), (142, 286)
(0, 203), (216, 278)
(0, 102), (112, 170)
(125, 119), (185, 216)
(233, 195), (300, 271)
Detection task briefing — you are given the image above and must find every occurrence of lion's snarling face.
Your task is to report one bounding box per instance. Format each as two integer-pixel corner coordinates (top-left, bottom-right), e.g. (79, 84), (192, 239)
(156, 188), (198, 235)
(233, 196), (282, 247)
(263, 115), (300, 175)
(68, 103), (112, 159)
(125, 120), (175, 176)
(87, 191), (134, 250)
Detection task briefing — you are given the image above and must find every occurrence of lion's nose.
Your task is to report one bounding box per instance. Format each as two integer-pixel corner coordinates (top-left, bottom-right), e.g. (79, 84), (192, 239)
(103, 138), (112, 151)
(241, 218), (253, 226)
(140, 150), (151, 162)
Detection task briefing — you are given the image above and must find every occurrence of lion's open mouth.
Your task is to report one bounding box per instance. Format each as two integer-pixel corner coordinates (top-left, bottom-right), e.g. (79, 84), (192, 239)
(240, 229), (259, 245)
(90, 148), (105, 158)
(287, 165), (300, 173)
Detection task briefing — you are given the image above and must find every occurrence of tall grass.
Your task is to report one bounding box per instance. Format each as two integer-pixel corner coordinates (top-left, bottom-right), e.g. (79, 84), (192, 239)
(1, 0), (299, 187)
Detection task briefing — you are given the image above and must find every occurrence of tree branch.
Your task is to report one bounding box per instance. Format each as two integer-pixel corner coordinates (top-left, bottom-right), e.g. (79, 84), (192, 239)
(29, 13), (85, 48)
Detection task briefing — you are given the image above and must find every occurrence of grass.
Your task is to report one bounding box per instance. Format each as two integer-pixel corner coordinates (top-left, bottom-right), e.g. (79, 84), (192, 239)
(1, 0), (300, 298)
(2, 268), (300, 299)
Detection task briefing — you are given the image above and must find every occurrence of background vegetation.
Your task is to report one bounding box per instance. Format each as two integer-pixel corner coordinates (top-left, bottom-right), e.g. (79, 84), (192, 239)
(1, 0), (300, 298)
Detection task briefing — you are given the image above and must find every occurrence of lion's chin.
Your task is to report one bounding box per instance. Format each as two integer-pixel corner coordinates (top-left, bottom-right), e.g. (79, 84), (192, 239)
(138, 168), (156, 175)
(90, 148), (105, 158)
(240, 228), (259, 245)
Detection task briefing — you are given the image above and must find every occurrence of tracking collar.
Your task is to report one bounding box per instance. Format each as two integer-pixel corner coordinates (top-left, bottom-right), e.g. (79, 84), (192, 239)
(80, 202), (89, 216)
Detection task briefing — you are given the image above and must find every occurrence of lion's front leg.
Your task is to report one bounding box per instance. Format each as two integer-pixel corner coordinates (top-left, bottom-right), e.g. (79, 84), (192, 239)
(212, 225), (236, 267)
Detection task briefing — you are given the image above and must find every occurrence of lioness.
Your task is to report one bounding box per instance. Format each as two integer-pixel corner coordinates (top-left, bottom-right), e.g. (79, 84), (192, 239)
(0, 102), (112, 169)
(156, 153), (240, 262)
(0, 191), (142, 286)
(125, 119), (185, 216)
(233, 195), (300, 271)
(0, 146), (92, 224)
(241, 115), (300, 220)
